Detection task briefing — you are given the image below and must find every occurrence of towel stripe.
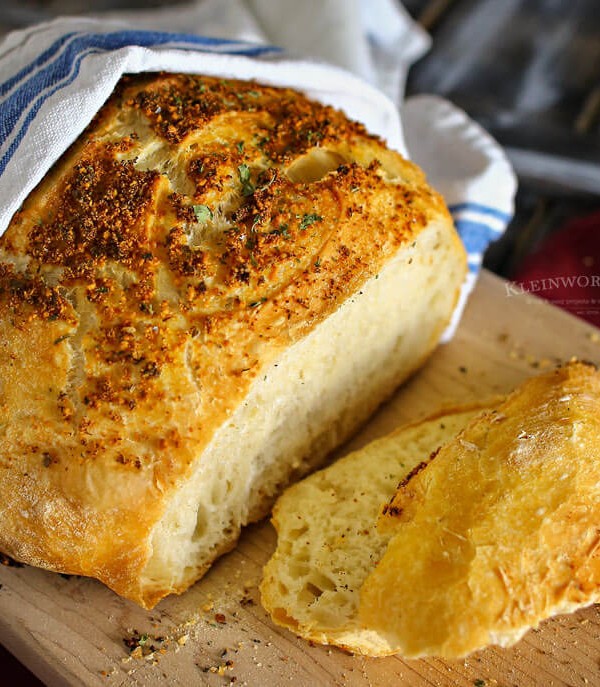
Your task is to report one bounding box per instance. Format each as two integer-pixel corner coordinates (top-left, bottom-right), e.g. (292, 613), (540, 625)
(449, 204), (510, 275)
(452, 218), (503, 256)
(449, 202), (511, 222)
(0, 45), (102, 177)
(0, 31), (78, 97)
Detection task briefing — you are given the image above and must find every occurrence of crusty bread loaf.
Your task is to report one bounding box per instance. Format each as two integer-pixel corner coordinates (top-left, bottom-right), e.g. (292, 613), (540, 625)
(262, 363), (600, 659)
(0, 73), (465, 608)
(260, 405), (488, 654)
(361, 361), (600, 658)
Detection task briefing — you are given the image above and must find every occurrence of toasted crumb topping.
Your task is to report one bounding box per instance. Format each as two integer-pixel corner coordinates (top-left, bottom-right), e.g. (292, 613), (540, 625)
(27, 149), (159, 279)
(123, 74), (369, 158)
(0, 72), (446, 466)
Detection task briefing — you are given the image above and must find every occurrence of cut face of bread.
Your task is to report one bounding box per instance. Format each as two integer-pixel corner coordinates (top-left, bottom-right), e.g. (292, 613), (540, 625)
(142, 217), (463, 602)
(260, 406), (487, 654)
(360, 362), (600, 659)
(0, 74), (466, 607)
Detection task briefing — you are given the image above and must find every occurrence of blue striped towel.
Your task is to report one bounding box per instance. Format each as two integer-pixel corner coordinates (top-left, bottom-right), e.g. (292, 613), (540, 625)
(0, 17), (515, 339)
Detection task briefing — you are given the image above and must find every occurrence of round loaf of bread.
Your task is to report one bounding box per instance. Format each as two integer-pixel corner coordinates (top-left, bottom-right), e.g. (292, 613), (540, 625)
(0, 73), (465, 607)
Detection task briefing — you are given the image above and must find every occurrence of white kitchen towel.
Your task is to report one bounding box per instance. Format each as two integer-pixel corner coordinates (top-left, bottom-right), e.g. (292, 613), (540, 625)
(0, 1), (516, 338)
(402, 94), (516, 336)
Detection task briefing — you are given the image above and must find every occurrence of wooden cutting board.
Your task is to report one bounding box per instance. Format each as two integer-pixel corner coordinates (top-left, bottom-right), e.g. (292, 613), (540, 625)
(1, 270), (600, 687)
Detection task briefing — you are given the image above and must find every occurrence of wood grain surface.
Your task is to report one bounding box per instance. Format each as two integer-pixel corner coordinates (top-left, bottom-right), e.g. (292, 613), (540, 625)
(1, 270), (599, 687)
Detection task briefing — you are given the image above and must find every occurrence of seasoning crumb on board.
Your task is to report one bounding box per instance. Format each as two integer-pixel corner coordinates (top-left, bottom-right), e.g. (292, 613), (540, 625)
(507, 346), (556, 369)
(121, 625), (200, 664)
(123, 629), (165, 655)
(99, 668), (117, 679)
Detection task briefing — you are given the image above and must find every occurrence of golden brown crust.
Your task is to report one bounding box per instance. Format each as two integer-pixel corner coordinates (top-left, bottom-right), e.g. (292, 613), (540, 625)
(0, 73), (455, 606)
(360, 361), (600, 658)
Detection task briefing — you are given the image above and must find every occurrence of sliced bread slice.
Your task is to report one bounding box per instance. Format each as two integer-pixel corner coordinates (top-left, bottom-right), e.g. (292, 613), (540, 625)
(260, 405), (489, 655)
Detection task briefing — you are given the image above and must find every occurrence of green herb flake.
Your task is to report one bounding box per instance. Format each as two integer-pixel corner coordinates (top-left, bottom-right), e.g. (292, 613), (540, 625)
(473, 680), (486, 687)
(238, 163), (250, 183)
(245, 233), (257, 251)
(269, 223), (290, 239)
(193, 204), (213, 223)
(249, 297), (267, 308)
(236, 140), (245, 154)
(255, 134), (270, 149)
(53, 334), (70, 346)
(238, 163), (255, 197)
(299, 213), (323, 231)
(306, 129), (324, 143)
(314, 257), (321, 269)
(247, 90), (260, 98)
